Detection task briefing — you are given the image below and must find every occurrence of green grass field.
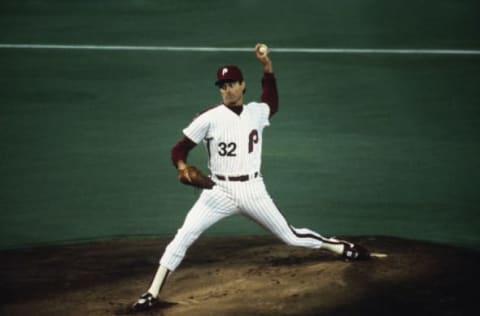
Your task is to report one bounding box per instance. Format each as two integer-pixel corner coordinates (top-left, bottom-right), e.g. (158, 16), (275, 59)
(1, 0), (479, 250)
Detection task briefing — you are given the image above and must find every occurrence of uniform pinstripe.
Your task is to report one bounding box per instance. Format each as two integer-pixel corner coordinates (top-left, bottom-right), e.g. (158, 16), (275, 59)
(159, 102), (327, 271)
(130, 48), (370, 311)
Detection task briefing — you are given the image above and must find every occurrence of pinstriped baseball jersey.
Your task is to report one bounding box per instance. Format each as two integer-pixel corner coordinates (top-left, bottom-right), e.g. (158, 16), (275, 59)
(158, 69), (335, 273)
(183, 102), (270, 176)
(160, 101), (331, 272)
(133, 55), (370, 311)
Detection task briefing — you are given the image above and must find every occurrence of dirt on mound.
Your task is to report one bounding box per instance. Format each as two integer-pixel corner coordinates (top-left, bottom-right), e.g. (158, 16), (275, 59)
(0, 236), (478, 316)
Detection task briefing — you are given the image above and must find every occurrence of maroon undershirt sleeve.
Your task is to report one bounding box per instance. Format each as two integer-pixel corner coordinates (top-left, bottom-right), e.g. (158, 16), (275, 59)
(261, 73), (279, 118)
(171, 136), (196, 168)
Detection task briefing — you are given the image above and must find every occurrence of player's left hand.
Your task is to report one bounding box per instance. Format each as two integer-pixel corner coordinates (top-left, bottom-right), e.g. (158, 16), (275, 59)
(178, 165), (215, 189)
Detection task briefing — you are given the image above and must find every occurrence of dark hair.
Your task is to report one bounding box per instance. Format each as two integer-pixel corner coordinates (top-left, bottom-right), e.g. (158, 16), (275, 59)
(216, 80), (246, 94)
(215, 79), (239, 88)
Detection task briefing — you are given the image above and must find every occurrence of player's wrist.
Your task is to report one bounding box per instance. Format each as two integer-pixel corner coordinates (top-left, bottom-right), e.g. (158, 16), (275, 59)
(177, 161), (188, 170)
(263, 60), (273, 73)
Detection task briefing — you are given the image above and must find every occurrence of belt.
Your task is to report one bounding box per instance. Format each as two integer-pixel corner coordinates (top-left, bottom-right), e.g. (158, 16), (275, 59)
(215, 172), (259, 182)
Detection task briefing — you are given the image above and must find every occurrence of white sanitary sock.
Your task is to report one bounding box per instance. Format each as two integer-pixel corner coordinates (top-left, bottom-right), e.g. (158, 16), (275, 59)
(147, 265), (170, 298)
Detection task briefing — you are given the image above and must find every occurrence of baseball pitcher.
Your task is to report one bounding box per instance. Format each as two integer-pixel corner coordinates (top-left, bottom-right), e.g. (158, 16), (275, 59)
(131, 43), (370, 311)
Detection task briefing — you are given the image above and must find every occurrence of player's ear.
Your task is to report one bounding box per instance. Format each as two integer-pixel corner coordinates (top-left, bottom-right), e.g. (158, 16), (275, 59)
(240, 80), (246, 94)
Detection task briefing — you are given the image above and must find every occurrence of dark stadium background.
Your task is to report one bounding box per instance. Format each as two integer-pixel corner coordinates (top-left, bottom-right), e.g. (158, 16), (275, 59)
(1, 0), (479, 250)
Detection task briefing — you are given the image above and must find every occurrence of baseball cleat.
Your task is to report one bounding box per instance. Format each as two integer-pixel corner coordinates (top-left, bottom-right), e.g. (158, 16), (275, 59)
(340, 241), (370, 261)
(131, 292), (158, 311)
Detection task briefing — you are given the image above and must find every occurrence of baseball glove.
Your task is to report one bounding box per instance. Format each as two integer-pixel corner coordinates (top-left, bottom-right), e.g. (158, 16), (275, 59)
(178, 165), (215, 189)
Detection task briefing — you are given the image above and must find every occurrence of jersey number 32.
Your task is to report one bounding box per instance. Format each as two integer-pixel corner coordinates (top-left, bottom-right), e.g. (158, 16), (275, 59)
(208, 129), (259, 157)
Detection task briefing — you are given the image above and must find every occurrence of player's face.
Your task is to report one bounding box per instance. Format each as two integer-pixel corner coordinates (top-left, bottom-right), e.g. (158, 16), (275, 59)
(219, 81), (245, 106)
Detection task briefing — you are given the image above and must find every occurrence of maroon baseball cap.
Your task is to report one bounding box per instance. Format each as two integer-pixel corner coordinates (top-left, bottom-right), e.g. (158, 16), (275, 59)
(215, 65), (244, 86)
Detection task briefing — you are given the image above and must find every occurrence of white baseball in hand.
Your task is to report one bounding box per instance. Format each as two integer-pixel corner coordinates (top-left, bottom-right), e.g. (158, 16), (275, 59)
(258, 44), (268, 55)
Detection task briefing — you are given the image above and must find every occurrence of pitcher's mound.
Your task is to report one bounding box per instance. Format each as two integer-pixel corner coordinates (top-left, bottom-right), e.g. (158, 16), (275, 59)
(0, 236), (478, 315)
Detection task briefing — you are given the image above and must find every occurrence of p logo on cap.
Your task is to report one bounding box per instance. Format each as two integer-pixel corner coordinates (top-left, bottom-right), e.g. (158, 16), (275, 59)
(215, 65), (243, 86)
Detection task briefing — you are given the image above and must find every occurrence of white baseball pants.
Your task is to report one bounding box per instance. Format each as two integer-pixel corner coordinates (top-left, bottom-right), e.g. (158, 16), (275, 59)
(160, 177), (327, 271)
